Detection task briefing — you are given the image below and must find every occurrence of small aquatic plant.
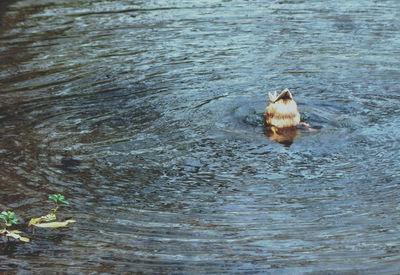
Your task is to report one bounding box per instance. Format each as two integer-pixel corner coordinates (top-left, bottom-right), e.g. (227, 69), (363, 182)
(0, 211), (18, 228)
(49, 194), (69, 214)
(0, 211), (29, 242)
(29, 194), (75, 229)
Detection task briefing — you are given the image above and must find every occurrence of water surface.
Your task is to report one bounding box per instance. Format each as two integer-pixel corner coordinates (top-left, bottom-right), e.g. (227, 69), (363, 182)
(1, 0), (400, 273)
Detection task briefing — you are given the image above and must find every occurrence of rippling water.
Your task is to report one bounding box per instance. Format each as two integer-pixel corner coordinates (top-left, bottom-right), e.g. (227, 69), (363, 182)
(1, 0), (400, 273)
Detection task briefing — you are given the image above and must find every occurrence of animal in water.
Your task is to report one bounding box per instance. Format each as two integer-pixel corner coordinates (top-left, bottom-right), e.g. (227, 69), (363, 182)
(265, 88), (301, 128)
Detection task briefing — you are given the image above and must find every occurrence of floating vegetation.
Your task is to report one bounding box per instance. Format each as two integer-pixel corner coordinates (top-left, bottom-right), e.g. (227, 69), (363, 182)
(29, 194), (75, 229)
(0, 229), (30, 242)
(28, 213), (56, 227)
(32, 219), (76, 228)
(0, 211), (30, 242)
(1, 194), (75, 243)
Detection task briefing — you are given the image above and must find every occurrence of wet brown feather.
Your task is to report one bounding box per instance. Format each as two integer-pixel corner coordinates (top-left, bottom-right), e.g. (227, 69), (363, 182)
(265, 89), (300, 128)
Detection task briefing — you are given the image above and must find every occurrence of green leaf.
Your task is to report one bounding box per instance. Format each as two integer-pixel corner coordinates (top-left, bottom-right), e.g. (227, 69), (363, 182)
(49, 194), (57, 202)
(5, 217), (17, 227)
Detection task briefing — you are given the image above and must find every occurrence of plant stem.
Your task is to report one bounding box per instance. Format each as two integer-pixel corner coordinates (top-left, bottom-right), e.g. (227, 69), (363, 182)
(53, 203), (59, 214)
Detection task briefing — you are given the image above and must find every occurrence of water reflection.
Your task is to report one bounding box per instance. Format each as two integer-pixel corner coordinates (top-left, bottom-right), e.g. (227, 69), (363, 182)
(264, 126), (300, 147)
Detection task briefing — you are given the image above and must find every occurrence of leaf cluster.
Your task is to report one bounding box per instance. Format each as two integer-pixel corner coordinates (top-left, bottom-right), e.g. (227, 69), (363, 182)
(49, 194), (69, 205)
(0, 211), (18, 227)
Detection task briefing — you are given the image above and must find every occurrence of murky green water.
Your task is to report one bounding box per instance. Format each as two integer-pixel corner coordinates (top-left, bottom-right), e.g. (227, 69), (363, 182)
(1, 0), (400, 273)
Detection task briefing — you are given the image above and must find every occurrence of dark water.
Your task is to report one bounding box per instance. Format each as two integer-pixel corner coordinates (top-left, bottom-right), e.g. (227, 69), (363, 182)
(1, 0), (400, 273)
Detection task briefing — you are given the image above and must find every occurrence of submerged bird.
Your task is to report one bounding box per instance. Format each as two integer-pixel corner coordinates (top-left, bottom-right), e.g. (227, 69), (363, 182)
(265, 88), (301, 128)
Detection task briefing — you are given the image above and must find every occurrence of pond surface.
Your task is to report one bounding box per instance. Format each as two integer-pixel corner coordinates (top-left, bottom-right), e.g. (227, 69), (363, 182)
(1, 0), (400, 273)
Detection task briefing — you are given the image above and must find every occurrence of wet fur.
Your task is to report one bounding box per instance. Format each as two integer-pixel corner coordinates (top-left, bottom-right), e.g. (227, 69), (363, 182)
(265, 89), (301, 128)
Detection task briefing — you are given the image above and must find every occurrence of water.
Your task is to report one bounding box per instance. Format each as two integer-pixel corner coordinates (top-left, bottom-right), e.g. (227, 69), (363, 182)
(1, 0), (400, 273)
